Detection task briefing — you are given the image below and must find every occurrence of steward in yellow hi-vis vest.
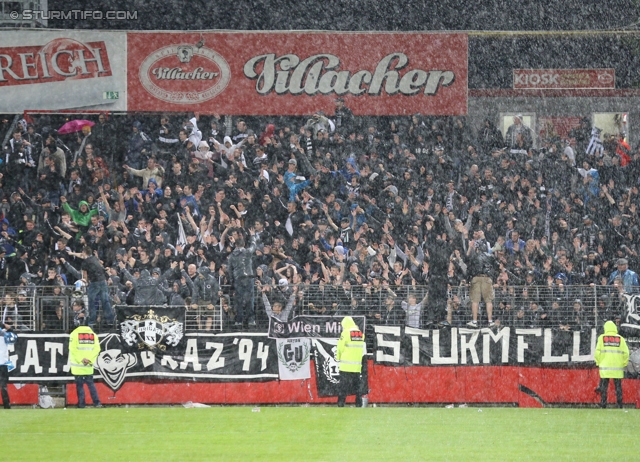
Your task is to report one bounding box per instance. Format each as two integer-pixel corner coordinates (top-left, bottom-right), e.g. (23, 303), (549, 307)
(595, 321), (629, 409)
(336, 316), (365, 407)
(69, 311), (103, 408)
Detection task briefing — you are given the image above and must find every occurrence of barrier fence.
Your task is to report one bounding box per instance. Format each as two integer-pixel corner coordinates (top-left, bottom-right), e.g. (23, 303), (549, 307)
(0, 284), (631, 335)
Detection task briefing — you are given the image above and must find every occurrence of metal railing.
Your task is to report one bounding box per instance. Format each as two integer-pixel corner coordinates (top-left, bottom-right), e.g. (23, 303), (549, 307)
(0, 284), (631, 333)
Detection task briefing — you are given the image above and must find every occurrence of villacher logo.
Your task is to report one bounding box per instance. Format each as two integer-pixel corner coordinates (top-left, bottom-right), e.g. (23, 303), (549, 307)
(138, 38), (231, 104)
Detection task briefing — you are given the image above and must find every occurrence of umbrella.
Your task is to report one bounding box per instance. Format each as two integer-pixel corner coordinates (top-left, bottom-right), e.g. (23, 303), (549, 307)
(58, 119), (95, 134)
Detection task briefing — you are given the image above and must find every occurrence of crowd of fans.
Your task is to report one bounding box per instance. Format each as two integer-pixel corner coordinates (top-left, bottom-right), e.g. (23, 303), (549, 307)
(1, 105), (639, 332)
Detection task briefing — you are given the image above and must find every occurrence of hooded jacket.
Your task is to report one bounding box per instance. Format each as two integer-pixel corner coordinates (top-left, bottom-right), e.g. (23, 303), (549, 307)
(336, 316), (365, 373)
(595, 321), (629, 379)
(192, 267), (221, 306)
(227, 236), (258, 285)
(121, 268), (170, 306)
(62, 200), (98, 227)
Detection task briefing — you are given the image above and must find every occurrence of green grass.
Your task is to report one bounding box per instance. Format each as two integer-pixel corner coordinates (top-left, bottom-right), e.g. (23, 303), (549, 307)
(1, 407), (639, 461)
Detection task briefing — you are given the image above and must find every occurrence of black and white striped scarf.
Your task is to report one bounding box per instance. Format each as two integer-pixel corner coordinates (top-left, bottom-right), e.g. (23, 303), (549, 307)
(586, 127), (604, 157)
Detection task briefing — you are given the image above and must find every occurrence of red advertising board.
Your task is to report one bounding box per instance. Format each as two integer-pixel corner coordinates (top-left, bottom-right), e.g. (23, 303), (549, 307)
(0, 30), (127, 112)
(127, 32), (468, 115)
(513, 69), (615, 90)
(538, 116), (583, 140)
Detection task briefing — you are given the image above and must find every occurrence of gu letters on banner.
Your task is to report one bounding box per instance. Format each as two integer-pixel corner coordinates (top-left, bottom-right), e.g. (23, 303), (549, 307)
(7, 333), (278, 392)
(374, 326), (597, 367)
(276, 338), (311, 380)
(268, 315), (366, 339)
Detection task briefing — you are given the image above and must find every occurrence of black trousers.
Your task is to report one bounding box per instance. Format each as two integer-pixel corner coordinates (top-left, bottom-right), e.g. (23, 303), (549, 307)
(0, 365), (10, 409)
(233, 279), (255, 324)
(598, 377), (623, 408)
(337, 371), (363, 407)
(428, 276), (448, 323)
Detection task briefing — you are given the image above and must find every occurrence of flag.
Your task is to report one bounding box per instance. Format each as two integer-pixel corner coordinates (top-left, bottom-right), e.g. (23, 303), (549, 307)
(586, 127), (604, 157)
(176, 214), (187, 255)
(312, 338), (368, 397)
(276, 338), (311, 380)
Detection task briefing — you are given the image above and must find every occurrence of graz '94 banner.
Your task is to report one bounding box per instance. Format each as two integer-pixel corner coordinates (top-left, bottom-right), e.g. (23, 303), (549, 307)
(374, 326), (597, 367)
(127, 32), (468, 115)
(7, 332), (277, 392)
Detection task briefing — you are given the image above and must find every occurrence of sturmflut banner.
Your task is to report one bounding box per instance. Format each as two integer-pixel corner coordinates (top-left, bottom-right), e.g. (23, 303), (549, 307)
(373, 326), (597, 367)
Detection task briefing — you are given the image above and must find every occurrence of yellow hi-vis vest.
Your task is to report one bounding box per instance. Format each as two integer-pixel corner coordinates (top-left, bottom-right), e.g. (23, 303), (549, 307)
(595, 321), (629, 379)
(69, 326), (101, 376)
(337, 316), (365, 373)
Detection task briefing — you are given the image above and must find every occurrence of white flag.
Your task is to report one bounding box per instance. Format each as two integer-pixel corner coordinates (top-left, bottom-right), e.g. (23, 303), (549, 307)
(586, 126), (604, 157)
(276, 338), (311, 380)
(176, 214), (187, 255)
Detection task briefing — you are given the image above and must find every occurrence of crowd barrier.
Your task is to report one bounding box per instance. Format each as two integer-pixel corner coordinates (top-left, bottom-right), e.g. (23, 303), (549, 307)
(4, 283), (639, 408)
(1, 283), (631, 334)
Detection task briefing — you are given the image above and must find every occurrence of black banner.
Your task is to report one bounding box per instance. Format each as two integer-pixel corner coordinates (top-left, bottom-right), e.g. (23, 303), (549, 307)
(7, 332), (278, 392)
(268, 315), (366, 339)
(374, 326), (597, 367)
(312, 338), (369, 398)
(620, 293), (640, 336)
(117, 306), (186, 354)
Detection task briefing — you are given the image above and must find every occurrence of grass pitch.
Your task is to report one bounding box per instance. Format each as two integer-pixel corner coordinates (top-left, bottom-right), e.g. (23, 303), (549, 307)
(1, 406), (639, 461)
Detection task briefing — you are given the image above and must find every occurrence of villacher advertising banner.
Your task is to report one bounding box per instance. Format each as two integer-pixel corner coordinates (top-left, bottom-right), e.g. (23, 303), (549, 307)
(127, 31), (468, 115)
(0, 30), (127, 112)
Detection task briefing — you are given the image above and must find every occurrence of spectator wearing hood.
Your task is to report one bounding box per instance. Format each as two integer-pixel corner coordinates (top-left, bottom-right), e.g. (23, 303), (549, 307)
(283, 159), (314, 202)
(191, 266), (223, 331)
(126, 121), (152, 170)
(608, 258), (639, 293)
(164, 279), (189, 307)
(60, 196), (98, 230)
(119, 260), (177, 306)
(193, 141), (215, 178)
(212, 136), (247, 169)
